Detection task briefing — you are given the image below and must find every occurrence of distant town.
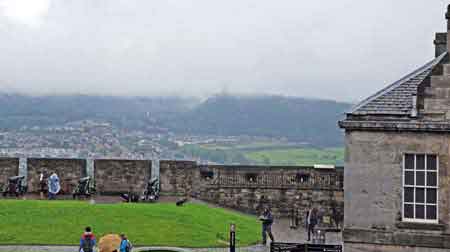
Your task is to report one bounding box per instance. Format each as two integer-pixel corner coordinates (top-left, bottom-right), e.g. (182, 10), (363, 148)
(0, 119), (344, 167)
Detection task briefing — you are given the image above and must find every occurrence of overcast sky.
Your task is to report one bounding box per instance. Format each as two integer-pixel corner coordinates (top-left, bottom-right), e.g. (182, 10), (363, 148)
(0, 0), (448, 102)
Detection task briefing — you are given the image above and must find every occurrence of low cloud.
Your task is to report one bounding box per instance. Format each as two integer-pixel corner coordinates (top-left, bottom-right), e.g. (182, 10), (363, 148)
(0, 0), (50, 27)
(0, 0), (448, 102)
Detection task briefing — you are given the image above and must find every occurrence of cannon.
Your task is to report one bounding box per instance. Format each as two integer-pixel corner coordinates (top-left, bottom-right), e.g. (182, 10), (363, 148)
(72, 176), (95, 199)
(2, 175), (27, 197)
(120, 178), (160, 203)
(141, 177), (160, 202)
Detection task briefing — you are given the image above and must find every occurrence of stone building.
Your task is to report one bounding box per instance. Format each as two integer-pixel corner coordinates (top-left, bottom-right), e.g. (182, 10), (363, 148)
(339, 5), (450, 252)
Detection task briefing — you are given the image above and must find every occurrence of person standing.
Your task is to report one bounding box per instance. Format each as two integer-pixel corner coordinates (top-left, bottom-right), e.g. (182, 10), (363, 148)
(80, 226), (96, 252)
(259, 207), (275, 245)
(119, 234), (133, 252)
(47, 172), (60, 200)
(306, 207), (318, 242)
(39, 170), (48, 200)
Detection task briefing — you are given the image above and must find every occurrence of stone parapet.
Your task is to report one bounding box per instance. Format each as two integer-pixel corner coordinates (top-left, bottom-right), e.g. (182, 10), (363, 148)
(0, 158), (19, 186)
(94, 159), (151, 194)
(159, 161), (344, 219)
(159, 160), (198, 197)
(27, 158), (86, 193)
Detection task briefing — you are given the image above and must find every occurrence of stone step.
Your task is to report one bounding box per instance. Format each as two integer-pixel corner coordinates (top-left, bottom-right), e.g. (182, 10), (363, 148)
(443, 64), (450, 75)
(418, 110), (446, 121)
(419, 109), (446, 115)
(424, 98), (450, 110)
(430, 75), (450, 87)
(424, 86), (450, 98)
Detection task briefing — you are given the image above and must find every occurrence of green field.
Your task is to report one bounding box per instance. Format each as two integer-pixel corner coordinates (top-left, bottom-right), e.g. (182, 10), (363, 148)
(0, 200), (259, 247)
(181, 141), (344, 166)
(245, 148), (344, 166)
(200, 141), (284, 150)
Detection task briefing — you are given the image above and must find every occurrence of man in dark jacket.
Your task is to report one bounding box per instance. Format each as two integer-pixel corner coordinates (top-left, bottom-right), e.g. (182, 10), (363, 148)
(259, 207), (275, 245)
(306, 208), (318, 241)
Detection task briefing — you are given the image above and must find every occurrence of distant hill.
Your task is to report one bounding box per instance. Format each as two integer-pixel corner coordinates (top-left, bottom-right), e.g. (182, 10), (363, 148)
(0, 93), (351, 147)
(168, 95), (352, 147)
(0, 93), (199, 130)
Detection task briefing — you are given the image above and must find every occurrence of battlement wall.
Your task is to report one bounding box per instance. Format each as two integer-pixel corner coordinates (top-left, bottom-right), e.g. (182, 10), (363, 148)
(160, 161), (344, 219)
(94, 159), (151, 194)
(0, 158), (20, 187)
(27, 158), (86, 193)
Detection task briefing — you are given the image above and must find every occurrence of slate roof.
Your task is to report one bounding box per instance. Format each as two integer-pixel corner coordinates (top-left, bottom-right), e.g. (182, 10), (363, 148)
(349, 53), (447, 116)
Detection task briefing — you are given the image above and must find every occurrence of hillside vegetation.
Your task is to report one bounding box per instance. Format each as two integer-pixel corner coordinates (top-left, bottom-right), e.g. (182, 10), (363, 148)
(170, 95), (350, 147)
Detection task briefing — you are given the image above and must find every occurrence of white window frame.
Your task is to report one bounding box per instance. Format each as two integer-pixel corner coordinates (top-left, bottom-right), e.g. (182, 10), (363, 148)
(402, 153), (439, 224)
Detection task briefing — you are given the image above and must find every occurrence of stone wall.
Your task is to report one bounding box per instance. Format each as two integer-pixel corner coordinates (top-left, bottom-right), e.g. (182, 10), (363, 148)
(94, 159), (151, 194)
(0, 158), (19, 186)
(27, 158), (86, 193)
(160, 161), (344, 219)
(344, 130), (450, 251)
(198, 165), (343, 219)
(159, 160), (198, 196)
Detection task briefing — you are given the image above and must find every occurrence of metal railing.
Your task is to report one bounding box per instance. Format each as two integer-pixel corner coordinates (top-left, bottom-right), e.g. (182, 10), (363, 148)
(203, 172), (343, 190)
(270, 242), (342, 252)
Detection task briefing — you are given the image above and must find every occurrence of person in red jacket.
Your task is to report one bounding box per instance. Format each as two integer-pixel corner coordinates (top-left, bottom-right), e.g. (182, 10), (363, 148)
(80, 226), (96, 252)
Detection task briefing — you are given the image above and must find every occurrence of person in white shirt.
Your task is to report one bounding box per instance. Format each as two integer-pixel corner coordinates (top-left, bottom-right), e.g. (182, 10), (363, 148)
(47, 172), (60, 200)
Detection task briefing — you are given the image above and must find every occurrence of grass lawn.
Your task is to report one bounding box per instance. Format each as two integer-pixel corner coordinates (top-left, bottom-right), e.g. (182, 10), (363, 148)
(245, 147), (344, 166)
(0, 200), (260, 247)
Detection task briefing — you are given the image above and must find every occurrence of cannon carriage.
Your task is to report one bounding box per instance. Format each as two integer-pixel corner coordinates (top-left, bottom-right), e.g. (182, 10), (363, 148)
(2, 175), (27, 197)
(120, 177), (160, 203)
(72, 176), (96, 199)
(141, 177), (160, 202)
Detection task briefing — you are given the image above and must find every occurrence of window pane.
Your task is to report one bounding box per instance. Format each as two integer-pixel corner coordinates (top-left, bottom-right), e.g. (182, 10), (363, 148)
(427, 172), (437, 187)
(416, 205), (425, 219)
(427, 188), (437, 204)
(416, 171), (425, 186)
(416, 155), (425, 170)
(426, 205), (437, 220)
(404, 204), (414, 218)
(405, 171), (414, 185)
(405, 154), (415, 170)
(416, 188), (425, 203)
(427, 155), (437, 171)
(404, 187), (414, 202)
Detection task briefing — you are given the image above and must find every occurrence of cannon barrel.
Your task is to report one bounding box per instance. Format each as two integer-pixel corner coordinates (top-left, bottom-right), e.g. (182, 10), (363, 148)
(148, 177), (158, 186)
(8, 175), (25, 182)
(79, 176), (91, 183)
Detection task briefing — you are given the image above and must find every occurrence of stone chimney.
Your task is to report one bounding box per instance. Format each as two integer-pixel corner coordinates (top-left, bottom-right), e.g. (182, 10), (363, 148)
(434, 33), (447, 57)
(446, 4), (450, 54)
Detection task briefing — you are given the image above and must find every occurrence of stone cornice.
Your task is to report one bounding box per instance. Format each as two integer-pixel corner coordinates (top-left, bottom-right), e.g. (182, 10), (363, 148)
(344, 227), (450, 248)
(396, 221), (446, 231)
(339, 120), (450, 132)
